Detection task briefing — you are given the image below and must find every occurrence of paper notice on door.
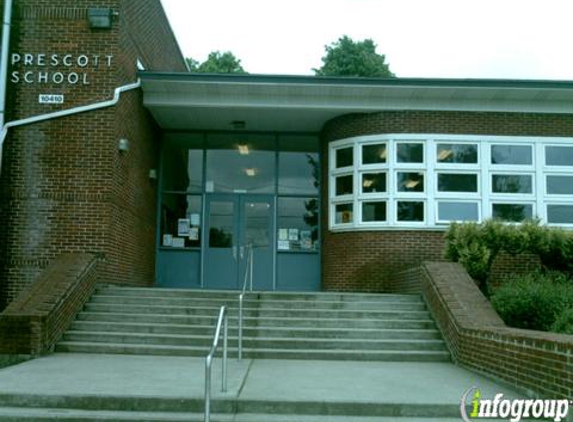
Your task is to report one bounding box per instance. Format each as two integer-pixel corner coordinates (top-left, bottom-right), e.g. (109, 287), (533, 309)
(278, 228), (288, 241)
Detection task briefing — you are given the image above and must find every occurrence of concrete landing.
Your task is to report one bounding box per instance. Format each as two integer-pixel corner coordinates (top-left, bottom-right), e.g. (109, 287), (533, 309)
(0, 353), (531, 420)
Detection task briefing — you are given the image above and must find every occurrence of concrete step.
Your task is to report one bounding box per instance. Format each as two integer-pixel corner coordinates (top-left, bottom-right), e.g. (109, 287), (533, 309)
(82, 303), (432, 320)
(69, 321), (443, 340)
(0, 393), (460, 417)
(54, 342), (450, 361)
(75, 312), (438, 329)
(0, 408), (493, 422)
(89, 295), (426, 311)
(96, 286), (422, 303)
(61, 331), (448, 351)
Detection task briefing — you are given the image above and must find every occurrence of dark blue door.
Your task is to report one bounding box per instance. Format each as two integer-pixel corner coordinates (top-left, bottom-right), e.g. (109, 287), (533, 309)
(204, 194), (275, 290)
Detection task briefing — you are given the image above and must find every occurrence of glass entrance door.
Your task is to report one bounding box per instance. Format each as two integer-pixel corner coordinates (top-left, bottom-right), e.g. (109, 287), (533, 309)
(203, 194), (275, 290)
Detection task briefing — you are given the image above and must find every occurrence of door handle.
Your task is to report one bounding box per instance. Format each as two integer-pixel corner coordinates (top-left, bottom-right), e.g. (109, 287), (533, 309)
(240, 246), (245, 259)
(232, 246), (237, 260)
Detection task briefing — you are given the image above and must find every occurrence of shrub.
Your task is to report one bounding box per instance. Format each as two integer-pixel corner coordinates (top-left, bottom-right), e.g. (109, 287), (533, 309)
(444, 219), (573, 294)
(551, 308), (573, 335)
(491, 272), (573, 331)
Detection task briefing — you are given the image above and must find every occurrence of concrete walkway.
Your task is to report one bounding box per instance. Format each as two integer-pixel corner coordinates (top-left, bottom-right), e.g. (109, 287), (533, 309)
(0, 353), (529, 420)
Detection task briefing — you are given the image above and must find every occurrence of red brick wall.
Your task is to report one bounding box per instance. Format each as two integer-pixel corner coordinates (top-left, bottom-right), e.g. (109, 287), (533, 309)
(320, 111), (573, 292)
(420, 262), (572, 399)
(0, 1), (186, 309)
(0, 253), (101, 354)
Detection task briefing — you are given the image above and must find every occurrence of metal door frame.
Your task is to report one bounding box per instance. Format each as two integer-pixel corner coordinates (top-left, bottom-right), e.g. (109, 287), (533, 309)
(202, 193), (276, 290)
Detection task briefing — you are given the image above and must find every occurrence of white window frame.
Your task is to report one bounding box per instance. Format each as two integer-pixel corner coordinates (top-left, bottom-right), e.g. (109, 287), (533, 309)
(328, 134), (573, 231)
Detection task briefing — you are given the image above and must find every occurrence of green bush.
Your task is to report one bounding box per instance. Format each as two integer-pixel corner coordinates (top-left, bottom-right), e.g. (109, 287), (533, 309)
(444, 219), (573, 295)
(551, 308), (573, 335)
(491, 272), (573, 331)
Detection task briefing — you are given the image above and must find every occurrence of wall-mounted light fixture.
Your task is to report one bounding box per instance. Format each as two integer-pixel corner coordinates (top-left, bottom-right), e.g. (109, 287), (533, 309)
(118, 138), (129, 152)
(87, 7), (115, 29)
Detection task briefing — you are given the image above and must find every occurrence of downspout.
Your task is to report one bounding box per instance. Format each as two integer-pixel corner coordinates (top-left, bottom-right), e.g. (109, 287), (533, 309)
(0, 0), (13, 175)
(0, 78), (142, 172)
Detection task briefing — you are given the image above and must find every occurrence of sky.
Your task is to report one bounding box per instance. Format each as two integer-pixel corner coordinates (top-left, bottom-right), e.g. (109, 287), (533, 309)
(160, 0), (573, 80)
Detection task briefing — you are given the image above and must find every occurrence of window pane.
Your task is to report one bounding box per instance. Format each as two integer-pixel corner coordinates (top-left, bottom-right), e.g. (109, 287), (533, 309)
(397, 172), (424, 192)
(397, 201), (424, 222)
(335, 203), (353, 224)
(397, 143), (424, 163)
(491, 145), (532, 165)
(335, 175), (353, 196)
(209, 201), (234, 248)
(546, 146), (573, 166)
(492, 174), (532, 194)
(547, 176), (573, 195)
(362, 201), (387, 222)
(547, 205), (573, 224)
(245, 202), (270, 248)
(162, 146), (203, 193)
(362, 144), (387, 164)
(336, 147), (353, 168)
(160, 194), (202, 248)
(362, 173), (387, 193)
(206, 134), (276, 193)
(438, 173), (478, 192)
(278, 197), (319, 251)
(279, 152), (319, 195)
(437, 144), (478, 164)
(438, 202), (478, 222)
(492, 204), (533, 222)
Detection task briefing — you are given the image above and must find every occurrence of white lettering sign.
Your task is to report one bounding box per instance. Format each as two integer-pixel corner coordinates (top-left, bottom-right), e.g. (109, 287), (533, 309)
(38, 94), (64, 104)
(10, 52), (113, 86)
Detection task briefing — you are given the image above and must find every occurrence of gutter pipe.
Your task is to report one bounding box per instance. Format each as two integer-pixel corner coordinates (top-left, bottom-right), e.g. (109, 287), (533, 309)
(0, 0), (13, 175)
(0, 79), (142, 175)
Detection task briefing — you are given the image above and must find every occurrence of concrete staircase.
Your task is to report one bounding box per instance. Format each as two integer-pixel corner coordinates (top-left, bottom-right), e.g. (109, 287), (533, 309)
(55, 285), (449, 362)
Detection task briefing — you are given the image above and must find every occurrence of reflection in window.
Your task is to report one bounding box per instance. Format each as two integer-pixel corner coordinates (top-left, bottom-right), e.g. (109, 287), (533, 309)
(362, 144), (387, 164)
(397, 143), (424, 163)
(398, 172), (424, 192)
(492, 174), (532, 194)
(492, 204), (533, 222)
(437, 144), (478, 163)
(160, 194), (202, 248)
(335, 175), (353, 196)
(245, 202), (270, 248)
(206, 135), (276, 193)
(209, 201), (234, 248)
(278, 198), (319, 251)
(279, 152), (319, 195)
(438, 173), (478, 192)
(335, 203), (353, 224)
(491, 145), (532, 165)
(362, 201), (387, 222)
(336, 147), (353, 168)
(397, 201), (424, 222)
(438, 202), (478, 222)
(547, 205), (573, 224)
(162, 147), (203, 192)
(547, 176), (573, 195)
(546, 146), (573, 166)
(362, 173), (386, 193)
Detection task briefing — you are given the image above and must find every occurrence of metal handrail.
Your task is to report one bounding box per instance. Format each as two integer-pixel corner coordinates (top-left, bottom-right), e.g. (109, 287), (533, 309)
(204, 305), (228, 422)
(238, 244), (253, 361)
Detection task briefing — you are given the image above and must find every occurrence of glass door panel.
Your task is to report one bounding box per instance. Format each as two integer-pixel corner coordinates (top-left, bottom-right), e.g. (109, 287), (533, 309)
(241, 196), (274, 291)
(204, 196), (239, 289)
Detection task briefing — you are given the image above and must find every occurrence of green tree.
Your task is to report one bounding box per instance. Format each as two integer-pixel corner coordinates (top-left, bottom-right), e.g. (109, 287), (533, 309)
(314, 35), (394, 78)
(187, 51), (247, 74)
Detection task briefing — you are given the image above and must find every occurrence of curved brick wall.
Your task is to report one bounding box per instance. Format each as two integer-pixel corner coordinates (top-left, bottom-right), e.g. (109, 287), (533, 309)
(320, 110), (573, 292)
